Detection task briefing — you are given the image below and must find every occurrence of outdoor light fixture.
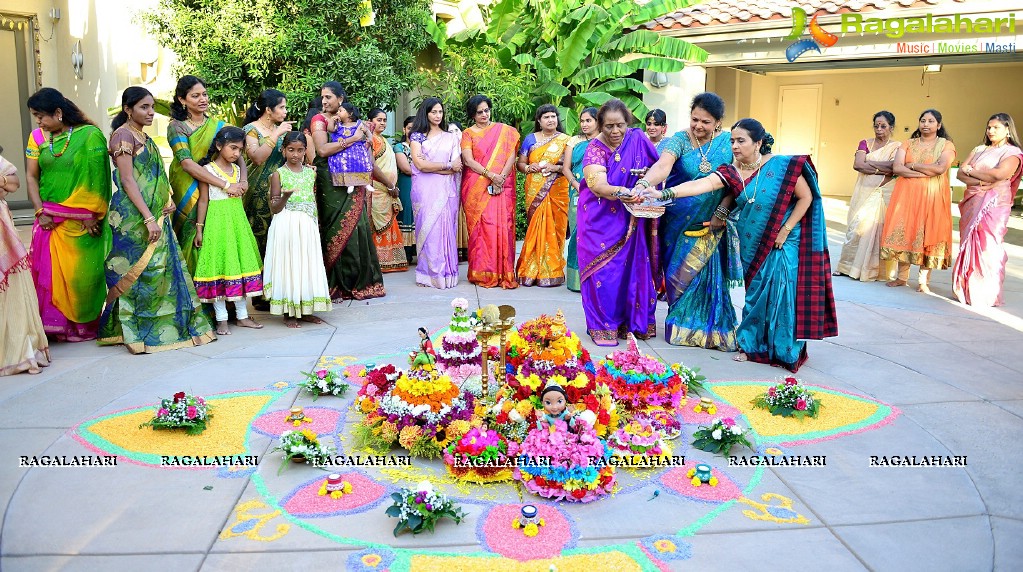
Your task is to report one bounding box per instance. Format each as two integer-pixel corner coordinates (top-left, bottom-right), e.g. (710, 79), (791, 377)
(71, 40), (84, 79)
(649, 72), (669, 88)
(923, 64), (942, 73)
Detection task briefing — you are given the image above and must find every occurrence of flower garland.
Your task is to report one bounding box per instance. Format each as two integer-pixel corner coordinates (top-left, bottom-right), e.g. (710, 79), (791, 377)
(138, 391), (211, 435)
(751, 377), (823, 419)
(298, 369), (349, 400)
(385, 480), (466, 536)
(691, 417), (752, 457)
(272, 429), (335, 473)
(512, 419), (616, 503)
(443, 427), (514, 483)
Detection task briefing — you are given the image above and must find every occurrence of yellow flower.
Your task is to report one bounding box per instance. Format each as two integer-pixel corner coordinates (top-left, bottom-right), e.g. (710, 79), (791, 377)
(512, 518), (521, 528)
(524, 523), (539, 537)
(300, 429), (318, 442)
(709, 476), (719, 487)
(687, 468), (696, 478)
(518, 373), (543, 391)
(691, 476), (702, 487)
(708, 406), (717, 414)
(515, 400), (534, 419)
(653, 539), (676, 553)
(501, 400), (515, 413)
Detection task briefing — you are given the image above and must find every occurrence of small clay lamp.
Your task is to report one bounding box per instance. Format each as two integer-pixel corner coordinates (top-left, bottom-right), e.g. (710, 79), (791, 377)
(288, 407), (305, 422)
(326, 473), (345, 492)
(694, 464), (713, 483)
(519, 504), (539, 526)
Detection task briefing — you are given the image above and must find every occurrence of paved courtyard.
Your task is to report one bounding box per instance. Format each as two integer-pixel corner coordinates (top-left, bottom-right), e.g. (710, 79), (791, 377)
(1, 199), (1022, 571)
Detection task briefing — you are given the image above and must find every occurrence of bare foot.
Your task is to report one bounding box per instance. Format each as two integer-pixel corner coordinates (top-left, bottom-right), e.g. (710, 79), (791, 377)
(733, 352), (748, 362)
(216, 321), (231, 335)
(917, 283), (931, 294)
(237, 318), (263, 329)
(300, 315), (325, 324)
(285, 317), (300, 329)
(886, 279), (908, 287)
(27, 367), (41, 375)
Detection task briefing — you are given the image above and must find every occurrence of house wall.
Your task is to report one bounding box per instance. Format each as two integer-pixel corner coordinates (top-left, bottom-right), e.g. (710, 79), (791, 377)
(706, 63), (1023, 196)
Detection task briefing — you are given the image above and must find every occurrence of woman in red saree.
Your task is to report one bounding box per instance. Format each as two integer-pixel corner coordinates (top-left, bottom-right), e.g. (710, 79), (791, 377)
(460, 95), (520, 288)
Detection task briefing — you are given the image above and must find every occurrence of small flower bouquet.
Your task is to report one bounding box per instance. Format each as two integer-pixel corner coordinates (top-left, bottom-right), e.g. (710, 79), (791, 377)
(298, 368), (349, 400)
(443, 427), (514, 483)
(384, 480), (466, 536)
(272, 429), (335, 474)
(355, 364), (402, 414)
(671, 361), (707, 397)
(138, 391), (211, 435)
(634, 408), (682, 440)
(751, 377), (822, 419)
(691, 417), (752, 457)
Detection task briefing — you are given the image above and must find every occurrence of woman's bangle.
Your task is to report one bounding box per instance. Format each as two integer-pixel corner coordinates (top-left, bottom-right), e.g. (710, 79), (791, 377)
(34, 208), (44, 217)
(0, 175), (7, 187)
(782, 223), (794, 232)
(143, 215), (156, 224)
(661, 188), (674, 201)
(636, 179), (651, 189)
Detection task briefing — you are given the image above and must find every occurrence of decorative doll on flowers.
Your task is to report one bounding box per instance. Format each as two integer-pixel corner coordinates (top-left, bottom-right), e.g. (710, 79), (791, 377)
(537, 382), (595, 433)
(409, 327), (437, 369)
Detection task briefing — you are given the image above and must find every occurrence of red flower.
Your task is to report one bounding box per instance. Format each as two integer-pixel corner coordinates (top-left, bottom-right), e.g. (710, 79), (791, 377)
(496, 412), (509, 424)
(768, 387), (777, 397)
(173, 391), (186, 403)
(571, 488), (587, 499)
(785, 377), (798, 387)
(534, 476), (547, 486)
(598, 410), (610, 425)
(795, 398), (807, 411)
(600, 472), (613, 486)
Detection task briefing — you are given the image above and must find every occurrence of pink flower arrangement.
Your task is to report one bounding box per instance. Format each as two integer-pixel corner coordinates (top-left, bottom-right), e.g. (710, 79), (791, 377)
(139, 391), (212, 435)
(512, 419), (616, 503)
(186, 406), (198, 419)
(596, 339), (686, 413)
(751, 377), (822, 419)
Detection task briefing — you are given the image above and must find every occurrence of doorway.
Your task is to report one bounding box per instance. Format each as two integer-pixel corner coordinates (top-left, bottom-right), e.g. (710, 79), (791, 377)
(0, 13), (40, 211)
(776, 84), (821, 158)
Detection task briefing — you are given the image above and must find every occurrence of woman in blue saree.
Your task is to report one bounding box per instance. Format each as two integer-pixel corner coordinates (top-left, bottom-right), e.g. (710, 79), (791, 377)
(635, 93), (740, 351)
(640, 118), (837, 372)
(561, 107), (598, 292)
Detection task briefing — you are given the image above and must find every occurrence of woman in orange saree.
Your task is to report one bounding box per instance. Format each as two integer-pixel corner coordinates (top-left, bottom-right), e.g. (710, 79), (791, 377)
(460, 95), (520, 288)
(516, 104), (570, 287)
(880, 109), (956, 293)
(368, 109), (408, 272)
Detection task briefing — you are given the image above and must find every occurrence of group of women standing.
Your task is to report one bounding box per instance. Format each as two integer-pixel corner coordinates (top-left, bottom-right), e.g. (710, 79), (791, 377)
(834, 109), (1021, 307)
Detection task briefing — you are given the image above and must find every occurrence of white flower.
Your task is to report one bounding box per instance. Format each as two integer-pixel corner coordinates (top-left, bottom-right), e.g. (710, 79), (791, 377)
(711, 429), (722, 440)
(730, 426), (742, 435)
(417, 480), (434, 495)
(508, 409), (524, 423)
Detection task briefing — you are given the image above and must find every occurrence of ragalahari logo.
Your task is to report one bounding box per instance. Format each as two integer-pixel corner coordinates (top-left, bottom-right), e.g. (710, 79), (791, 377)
(785, 7), (839, 62)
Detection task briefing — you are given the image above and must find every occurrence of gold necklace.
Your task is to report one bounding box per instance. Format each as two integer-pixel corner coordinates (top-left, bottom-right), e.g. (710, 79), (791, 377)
(738, 153), (763, 171)
(185, 115), (206, 130)
(127, 122), (147, 142)
(688, 130), (714, 173)
(259, 117), (275, 135)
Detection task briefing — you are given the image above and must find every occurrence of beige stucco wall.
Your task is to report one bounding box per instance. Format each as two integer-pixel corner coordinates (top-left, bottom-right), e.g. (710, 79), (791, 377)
(708, 63), (1023, 197)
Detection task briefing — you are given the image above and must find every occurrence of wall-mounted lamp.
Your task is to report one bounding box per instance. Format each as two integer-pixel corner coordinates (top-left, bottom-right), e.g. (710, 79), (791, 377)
(649, 71), (669, 88)
(71, 40), (84, 79)
(923, 64), (942, 73)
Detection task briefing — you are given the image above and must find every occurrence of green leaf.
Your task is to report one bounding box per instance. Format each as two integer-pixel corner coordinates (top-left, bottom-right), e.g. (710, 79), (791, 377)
(488, 0), (526, 41)
(604, 31), (707, 63)
(594, 78), (648, 95)
(624, 0), (701, 29)
(624, 57), (687, 74)
(393, 521), (405, 537)
(407, 514), (423, 530)
(385, 505), (402, 517)
(573, 91), (614, 107)
(574, 61), (635, 85)
(559, 14), (600, 77)
(618, 94), (649, 120)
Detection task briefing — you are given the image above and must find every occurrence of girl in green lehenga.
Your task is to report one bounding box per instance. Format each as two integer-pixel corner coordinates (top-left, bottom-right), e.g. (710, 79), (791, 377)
(99, 87), (215, 353)
(167, 75), (248, 276)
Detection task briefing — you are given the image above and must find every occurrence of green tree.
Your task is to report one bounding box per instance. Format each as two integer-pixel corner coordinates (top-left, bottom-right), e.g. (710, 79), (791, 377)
(143, 0), (432, 123)
(441, 0), (708, 133)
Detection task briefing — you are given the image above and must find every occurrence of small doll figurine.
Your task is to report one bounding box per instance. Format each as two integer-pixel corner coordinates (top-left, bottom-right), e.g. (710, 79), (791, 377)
(409, 327), (437, 369)
(536, 383), (578, 432)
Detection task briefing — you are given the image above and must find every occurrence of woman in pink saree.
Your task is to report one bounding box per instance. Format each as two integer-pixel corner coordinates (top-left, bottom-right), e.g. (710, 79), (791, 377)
(410, 98), (462, 288)
(460, 95), (520, 288)
(952, 113), (1022, 307)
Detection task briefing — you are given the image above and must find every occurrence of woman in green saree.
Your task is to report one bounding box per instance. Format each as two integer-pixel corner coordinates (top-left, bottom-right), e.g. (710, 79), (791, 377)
(167, 75), (247, 276)
(99, 87), (215, 353)
(561, 106), (598, 292)
(25, 88), (111, 342)
(242, 89), (292, 260)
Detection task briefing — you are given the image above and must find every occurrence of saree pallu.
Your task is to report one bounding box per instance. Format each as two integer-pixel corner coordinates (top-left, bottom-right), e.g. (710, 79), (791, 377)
(315, 152), (385, 301)
(716, 156), (838, 372)
(394, 141), (416, 259)
(952, 145), (1023, 307)
(26, 125), (111, 342)
(658, 130), (738, 351)
(836, 140), (901, 281)
(169, 118), (226, 275)
(99, 133), (214, 353)
(577, 129), (659, 345)
(370, 135), (408, 273)
(517, 132), (571, 286)
(410, 131), (460, 288)
(880, 138), (955, 269)
(565, 137), (590, 292)
(242, 124), (285, 259)
(1, 154), (49, 373)
(461, 123), (519, 288)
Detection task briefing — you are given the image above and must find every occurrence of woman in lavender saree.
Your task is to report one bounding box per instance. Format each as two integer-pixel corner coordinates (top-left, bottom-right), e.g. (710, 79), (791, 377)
(410, 98), (462, 289)
(578, 100), (660, 346)
(952, 113), (1022, 307)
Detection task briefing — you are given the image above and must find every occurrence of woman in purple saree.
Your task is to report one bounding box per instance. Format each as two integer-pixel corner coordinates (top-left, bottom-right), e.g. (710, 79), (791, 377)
(577, 100), (660, 346)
